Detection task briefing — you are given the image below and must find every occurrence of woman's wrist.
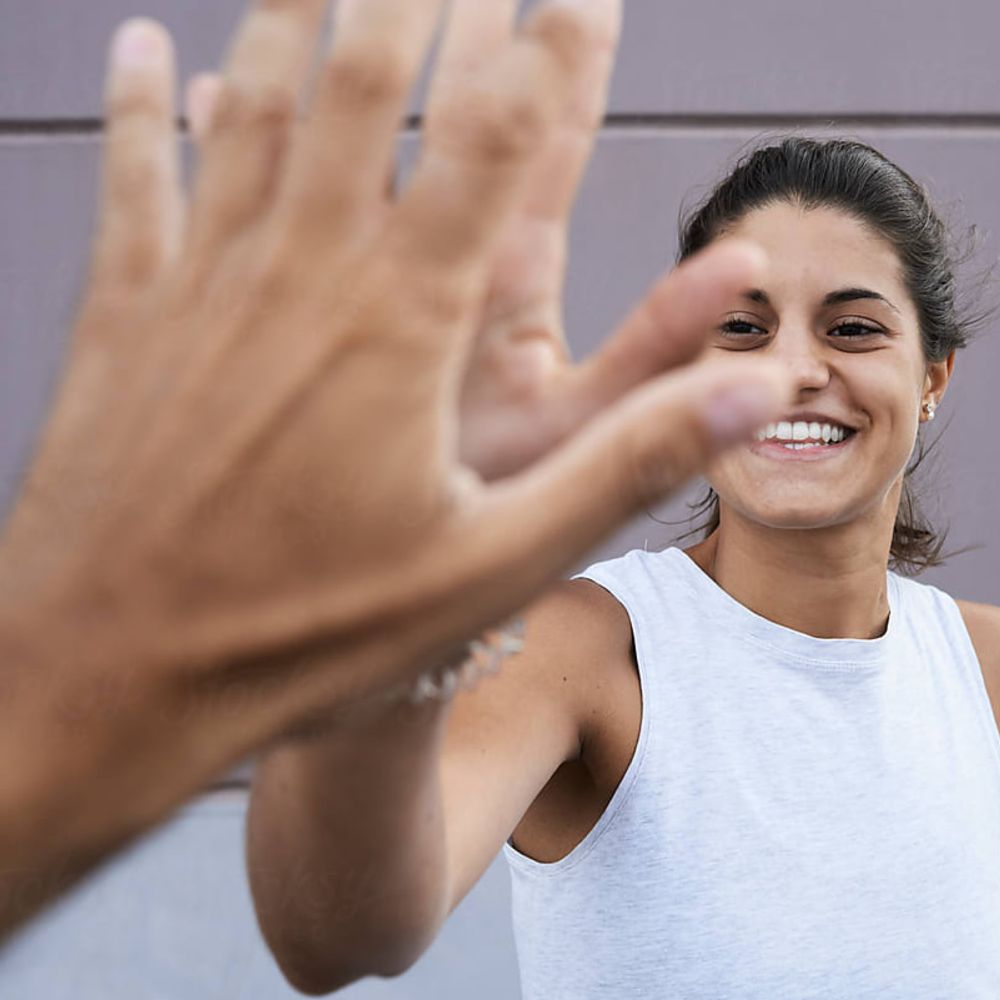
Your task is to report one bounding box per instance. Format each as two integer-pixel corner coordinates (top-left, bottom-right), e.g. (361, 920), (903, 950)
(404, 615), (526, 704)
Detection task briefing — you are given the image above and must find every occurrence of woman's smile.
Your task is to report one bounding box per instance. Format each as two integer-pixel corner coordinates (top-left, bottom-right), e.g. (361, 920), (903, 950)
(746, 430), (859, 462)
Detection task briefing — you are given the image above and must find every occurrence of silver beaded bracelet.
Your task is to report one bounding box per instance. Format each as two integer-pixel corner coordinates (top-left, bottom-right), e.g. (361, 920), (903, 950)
(405, 616), (526, 705)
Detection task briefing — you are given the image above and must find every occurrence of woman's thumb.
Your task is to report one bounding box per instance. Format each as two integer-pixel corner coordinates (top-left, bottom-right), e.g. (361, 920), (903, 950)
(468, 358), (792, 590)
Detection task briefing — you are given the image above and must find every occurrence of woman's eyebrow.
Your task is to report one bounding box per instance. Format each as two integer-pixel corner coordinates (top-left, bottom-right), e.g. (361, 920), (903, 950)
(742, 287), (901, 315)
(822, 287), (901, 315)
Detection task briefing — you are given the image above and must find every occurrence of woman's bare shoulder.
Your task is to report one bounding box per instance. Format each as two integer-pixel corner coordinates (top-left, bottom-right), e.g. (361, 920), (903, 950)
(526, 577), (638, 744)
(447, 575), (634, 766)
(525, 576), (635, 678)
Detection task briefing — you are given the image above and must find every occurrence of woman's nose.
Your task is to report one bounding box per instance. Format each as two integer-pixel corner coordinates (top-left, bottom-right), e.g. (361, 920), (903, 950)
(770, 328), (831, 391)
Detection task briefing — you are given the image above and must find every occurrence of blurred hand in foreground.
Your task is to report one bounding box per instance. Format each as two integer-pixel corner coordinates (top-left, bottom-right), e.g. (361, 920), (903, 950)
(0, 0), (792, 938)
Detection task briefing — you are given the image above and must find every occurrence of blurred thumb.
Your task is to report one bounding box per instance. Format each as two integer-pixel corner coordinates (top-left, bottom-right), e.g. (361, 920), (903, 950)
(470, 357), (792, 585)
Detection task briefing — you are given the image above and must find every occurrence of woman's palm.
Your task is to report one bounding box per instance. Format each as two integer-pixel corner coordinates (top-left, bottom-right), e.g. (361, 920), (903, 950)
(459, 210), (575, 479)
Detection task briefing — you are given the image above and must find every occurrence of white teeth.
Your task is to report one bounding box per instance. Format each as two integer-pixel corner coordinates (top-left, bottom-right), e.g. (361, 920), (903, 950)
(753, 421), (853, 444)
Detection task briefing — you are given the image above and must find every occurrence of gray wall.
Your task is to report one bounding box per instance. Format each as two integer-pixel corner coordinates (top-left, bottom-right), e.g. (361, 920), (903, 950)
(1, 1), (998, 997)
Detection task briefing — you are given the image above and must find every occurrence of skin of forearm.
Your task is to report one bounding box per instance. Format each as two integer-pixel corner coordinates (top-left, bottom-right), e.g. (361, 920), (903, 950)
(0, 517), (511, 946)
(0, 599), (208, 939)
(0, 579), (371, 942)
(246, 694), (454, 991)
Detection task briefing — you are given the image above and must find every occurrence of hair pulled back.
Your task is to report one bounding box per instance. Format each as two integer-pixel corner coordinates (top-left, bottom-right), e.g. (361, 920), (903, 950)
(672, 136), (980, 575)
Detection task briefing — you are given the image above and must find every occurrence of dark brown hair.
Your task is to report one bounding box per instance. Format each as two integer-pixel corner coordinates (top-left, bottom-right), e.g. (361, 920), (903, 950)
(668, 136), (986, 576)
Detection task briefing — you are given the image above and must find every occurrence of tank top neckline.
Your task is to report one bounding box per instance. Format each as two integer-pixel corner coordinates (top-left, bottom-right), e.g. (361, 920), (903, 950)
(662, 545), (899, 667)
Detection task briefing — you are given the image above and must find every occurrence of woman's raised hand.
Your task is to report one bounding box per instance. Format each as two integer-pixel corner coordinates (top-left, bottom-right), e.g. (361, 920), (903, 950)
(438, 1), (774, 482)
(3, 0), (793, 742)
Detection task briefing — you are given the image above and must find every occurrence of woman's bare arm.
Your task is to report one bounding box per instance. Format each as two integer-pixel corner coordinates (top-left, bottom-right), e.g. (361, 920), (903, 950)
(245, 580), (628, 993)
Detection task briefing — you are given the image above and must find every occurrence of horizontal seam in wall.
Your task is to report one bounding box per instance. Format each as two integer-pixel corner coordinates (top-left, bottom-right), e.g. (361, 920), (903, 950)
(6, 111), (1000, 137)
(605, 113), (1000, 128)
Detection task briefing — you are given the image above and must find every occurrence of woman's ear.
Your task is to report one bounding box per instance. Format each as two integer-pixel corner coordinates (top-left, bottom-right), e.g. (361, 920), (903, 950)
(924, 349), (956, 405)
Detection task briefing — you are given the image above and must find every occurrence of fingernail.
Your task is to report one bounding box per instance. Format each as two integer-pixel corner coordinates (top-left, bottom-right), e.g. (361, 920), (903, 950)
(112, 19), (163, 70)
(702, 380), (779, 448)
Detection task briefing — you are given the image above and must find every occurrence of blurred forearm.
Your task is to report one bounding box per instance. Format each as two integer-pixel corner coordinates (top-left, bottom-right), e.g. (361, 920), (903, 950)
(0, 595), (201, 939)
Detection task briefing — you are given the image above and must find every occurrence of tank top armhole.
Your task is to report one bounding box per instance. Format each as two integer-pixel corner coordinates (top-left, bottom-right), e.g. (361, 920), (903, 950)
(502, 568), (653, 877)
(932, 584), (1000, 774)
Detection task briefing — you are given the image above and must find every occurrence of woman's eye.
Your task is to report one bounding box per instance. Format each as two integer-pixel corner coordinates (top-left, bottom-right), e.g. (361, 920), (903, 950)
(829, 322), (881, 338)
(717, 320), (765, 338)
(716, 319), (883, 340)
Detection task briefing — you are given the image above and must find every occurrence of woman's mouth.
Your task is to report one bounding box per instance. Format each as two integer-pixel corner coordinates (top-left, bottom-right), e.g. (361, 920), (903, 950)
(747, 429), (859, 462)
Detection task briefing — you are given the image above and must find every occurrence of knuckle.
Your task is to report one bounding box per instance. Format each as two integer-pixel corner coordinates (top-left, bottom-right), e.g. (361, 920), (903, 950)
(107, 85), (166, 124)
(529, 4), (591, 76)
(115, 240), (162, 285)
(93, 239), (160, 291)
(252, 84), (298, 129)
(323, 43), (410, 111)
(206, 82), (247, 132)
(209, 79), (297, 136)
(452, 88), (549, 164)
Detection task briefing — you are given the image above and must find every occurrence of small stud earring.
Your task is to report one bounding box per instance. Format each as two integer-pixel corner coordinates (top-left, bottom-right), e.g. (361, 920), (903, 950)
(922, 399), (937, 421)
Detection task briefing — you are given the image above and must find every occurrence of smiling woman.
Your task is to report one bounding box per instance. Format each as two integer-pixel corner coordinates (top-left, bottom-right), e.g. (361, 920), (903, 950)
(488, 138), (1000, 999)
(246, 129), (1000, 999)
(676, 136), (976, 576)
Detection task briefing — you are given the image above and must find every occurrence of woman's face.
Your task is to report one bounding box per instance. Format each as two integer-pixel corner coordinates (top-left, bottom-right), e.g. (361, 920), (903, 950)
(703, 200), (954, 532)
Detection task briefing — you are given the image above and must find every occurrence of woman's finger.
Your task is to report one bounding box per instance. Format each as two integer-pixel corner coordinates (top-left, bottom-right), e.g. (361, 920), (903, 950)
(428, 0), (518, 99)
(570, 240), (769, 417)
(185, 0), (328, 257)
(90, 19), (182, 296)
(470, 0), (621, 359)
(454, 357), (794, 616)
(386, 2), (591, 340)
(519, 0), (621, 226)
(279, 0), (444, 237)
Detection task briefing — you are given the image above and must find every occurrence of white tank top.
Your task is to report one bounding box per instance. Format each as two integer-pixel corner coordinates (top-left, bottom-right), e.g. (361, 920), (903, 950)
(503, 545), (1000, 999)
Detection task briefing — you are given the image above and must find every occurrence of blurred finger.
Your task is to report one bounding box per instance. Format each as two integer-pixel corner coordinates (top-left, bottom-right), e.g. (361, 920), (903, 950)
(185, 72), (223, 144)
(472, 0), (621, 358)
(91, 19), (182, 293)
(459, 358), (794, 605)
(186, 0), (327, 256)
(388, 3), (591, 329)
(428, 0), (518, 102)
(280, 0), (443, 236)
(571, 240), (769, 414)
(520, 0), (621, 225)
